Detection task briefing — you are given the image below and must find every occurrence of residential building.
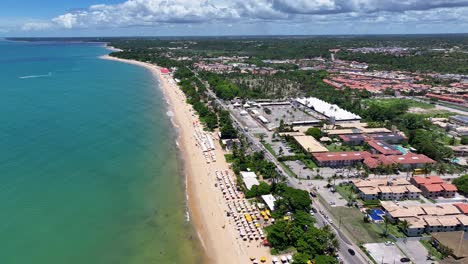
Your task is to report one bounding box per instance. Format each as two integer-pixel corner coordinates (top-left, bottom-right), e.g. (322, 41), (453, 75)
(363, 153), (435, 170)
(351, 178), (421, 201)
(381, 201), (468, 236)
(367, 140), (402, 155)
(312, 151), (371, 168)
(410, 176), (458, 199)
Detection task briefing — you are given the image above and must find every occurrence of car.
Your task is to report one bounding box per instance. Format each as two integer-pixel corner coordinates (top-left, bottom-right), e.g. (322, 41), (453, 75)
(347, 248), (355, 256)
(400, 257), (410, 262)
(384, 241), (395, 246)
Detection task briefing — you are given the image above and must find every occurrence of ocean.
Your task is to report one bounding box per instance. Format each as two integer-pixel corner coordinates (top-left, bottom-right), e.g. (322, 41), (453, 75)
(0, 40), (202, 263)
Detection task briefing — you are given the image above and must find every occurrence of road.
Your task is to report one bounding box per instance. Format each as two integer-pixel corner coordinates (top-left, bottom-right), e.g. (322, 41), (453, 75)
(197, 73), (372, 263)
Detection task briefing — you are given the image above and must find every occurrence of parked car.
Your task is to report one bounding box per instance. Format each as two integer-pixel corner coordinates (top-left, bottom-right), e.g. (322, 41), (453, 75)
(348, 248), (355, 256)
(400, 257), (410, 262)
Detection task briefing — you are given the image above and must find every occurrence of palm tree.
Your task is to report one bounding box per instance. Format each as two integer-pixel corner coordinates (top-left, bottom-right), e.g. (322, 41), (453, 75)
(423, 163), (434, 176)
(436, 163), (447, 176)
(382, 215), (390, 237)
(398, 219), (410, 235)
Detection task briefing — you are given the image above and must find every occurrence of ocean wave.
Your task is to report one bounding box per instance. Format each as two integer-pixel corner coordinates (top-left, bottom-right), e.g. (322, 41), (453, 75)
(19, 72), (52, 79)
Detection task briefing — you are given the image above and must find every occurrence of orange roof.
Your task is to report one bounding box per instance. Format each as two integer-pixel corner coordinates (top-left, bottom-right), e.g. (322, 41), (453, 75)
(454, 204), (468, 214)
(412, 176), (444, 185)
(421, 184), (444, 192)
(441, 183), (458, 192)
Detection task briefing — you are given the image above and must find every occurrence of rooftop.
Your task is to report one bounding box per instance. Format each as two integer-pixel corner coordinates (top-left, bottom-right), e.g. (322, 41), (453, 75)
(292, 135), (329, 153)
(312, 151), (371, 162)
(454, 203), (468, 214)
(296, 97), (361, 121)
(412, 176), (444, 185)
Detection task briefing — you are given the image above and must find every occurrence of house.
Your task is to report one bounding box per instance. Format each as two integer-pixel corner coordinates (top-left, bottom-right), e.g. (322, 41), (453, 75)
(381, 201), (468, 236)
(339, 134), (365, 146)
(368, 132), (406, 144)
(351, 178), (421, 201)
(410, 176), (458, 199)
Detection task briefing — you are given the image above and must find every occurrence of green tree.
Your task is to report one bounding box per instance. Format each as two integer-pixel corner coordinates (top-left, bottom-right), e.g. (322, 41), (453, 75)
(452, 174), (468, 194)
(461, 136), (468, 145)
(305, 127), (323, 140)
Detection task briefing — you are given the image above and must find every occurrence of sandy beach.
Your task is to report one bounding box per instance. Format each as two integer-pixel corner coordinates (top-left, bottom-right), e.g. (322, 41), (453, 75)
(101, 54), (272, 264)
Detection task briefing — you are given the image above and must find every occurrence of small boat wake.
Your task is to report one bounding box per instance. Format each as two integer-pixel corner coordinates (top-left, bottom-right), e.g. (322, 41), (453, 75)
(19, 72), (52, 79)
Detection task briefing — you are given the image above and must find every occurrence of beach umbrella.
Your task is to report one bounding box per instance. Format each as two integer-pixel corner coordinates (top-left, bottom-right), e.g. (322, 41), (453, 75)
(272, 257), (279, 263)
(253, 260), (259, 264)
(260, 256), (267, 262)
(249, 256), (256, 261)
(287, 255), (293, 261)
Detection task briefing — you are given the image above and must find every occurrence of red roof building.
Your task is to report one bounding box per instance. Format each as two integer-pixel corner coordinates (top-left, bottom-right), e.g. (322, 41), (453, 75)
(160, 68), (170, 74)
(367, 140), (402, 155)
(454, 203), (468, 215)
(312, 151), (371, 168)
(364, 153), (435, 169)
(410, 176), (458, 199)
(411, 176), (444, 188)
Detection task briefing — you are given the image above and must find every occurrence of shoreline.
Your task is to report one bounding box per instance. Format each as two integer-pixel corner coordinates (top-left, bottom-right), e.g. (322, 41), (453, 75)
(100, 54), (272, 264)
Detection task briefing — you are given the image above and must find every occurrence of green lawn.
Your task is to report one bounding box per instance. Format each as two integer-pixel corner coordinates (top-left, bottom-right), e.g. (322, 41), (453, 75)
(279, 161), (297, 178)
(364, 98), (435, 109)
(301, 158), (317, 169)
(335, 185), (355, 202)
(262, 141), (277, 157)
(420, 240), (443, 260)
(327, 207), (387, 244)
(326, 143), (364, 152)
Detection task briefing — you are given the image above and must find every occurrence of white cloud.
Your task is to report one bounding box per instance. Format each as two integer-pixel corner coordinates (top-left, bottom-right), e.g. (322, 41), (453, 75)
(16, 0), (468, 32)
(21, 22), (53, 31)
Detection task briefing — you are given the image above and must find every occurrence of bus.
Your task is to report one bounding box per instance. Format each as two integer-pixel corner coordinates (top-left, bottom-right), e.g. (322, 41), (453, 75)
(412, 168), (427, 175)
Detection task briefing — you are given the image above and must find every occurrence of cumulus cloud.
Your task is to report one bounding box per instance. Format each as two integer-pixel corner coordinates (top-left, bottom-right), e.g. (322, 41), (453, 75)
(21, 22), (53, 31)
(20, 0), (468, 31)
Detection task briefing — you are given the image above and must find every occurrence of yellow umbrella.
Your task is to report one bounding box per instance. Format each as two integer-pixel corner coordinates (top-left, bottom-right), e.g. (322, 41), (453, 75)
(260, 256), (267, 262)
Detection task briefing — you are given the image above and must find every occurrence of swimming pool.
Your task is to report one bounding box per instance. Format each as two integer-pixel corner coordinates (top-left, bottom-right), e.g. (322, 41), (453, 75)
(368, 209), (385, 222)
(394, 145), (408, 154)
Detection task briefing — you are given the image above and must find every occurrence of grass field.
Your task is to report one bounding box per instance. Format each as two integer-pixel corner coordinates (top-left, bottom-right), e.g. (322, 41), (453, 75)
(328, 207), (387, 244)
(335, 185), (354, 202)
(364, 98), (435, 109)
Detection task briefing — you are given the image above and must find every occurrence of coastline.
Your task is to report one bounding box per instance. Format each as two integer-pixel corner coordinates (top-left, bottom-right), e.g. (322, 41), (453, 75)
(100, 54), (272, 264)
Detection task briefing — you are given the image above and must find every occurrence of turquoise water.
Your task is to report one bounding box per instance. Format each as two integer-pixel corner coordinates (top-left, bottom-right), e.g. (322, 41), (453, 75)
(393, 145), (408, 154)
(0, 40), (202, 263)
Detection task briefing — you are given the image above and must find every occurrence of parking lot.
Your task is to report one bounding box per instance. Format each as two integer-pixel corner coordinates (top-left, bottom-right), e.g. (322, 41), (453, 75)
(396, 239), (434, 264)
(364, 243), (407, 264)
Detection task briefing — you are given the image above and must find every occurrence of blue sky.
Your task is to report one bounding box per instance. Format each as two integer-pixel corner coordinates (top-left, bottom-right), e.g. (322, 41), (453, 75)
(2, 0), (468, 36)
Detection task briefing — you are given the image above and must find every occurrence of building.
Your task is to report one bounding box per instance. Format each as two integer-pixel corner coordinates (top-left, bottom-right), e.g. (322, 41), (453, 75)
(351, 178), (421, 201)
(363, 153), (435, 170)
(261, 194), (277, 211)
(450, 145), (468, 157)
(339, 134), (366, 146)
(381, 201), (468, 236)
(450, 115), (468, 126)
(455, 204), (468, 215)
(312, 151), (371, 168)
(295, 97), (361, 122)
(367, 140), (402, 155)
(160, 68), (170, 75)
(240, 171), (260, 190)
(292, 135), (329, 153)
(426, 93), (466, 104)
(368, 133), (406, 144)
(410, 176), (458, 199)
